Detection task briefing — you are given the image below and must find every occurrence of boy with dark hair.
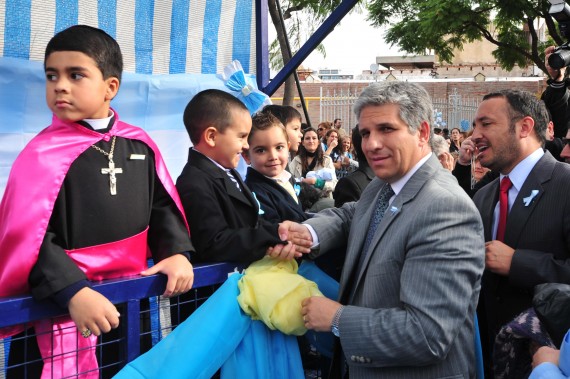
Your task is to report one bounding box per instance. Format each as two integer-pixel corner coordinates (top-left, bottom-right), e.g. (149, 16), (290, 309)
(0, 24), (194, 378)
(243, 112), (307, 224)
(261, 104), (303, 154)
(176, 89), (297, 265)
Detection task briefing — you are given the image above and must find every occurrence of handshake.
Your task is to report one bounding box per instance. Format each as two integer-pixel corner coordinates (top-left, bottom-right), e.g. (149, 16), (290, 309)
(266, 221), (314, 261)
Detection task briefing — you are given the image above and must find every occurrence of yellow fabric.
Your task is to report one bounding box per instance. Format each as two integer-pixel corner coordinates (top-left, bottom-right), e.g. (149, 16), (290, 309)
(237, 256), (323, 336)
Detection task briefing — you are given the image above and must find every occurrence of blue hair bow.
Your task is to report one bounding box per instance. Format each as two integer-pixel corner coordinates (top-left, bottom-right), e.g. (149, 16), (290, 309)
(222, 60), (271, 114)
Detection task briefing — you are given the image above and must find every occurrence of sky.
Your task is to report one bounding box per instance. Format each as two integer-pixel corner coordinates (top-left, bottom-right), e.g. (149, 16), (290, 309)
(274, 11), (402, 74)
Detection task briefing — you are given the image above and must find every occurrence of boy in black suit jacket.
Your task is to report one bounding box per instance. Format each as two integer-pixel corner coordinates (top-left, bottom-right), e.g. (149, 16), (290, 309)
(176, 89), (297, 265)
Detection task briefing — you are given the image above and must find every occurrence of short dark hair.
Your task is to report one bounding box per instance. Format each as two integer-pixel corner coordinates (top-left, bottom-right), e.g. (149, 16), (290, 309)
(45, 25), (123, 83)
(249, 112), (288, 144)
(482, 90), (548, 145)
(183, 89), (248, 144)
(261, 105), (302, 126)
(351, 125), (368, 167)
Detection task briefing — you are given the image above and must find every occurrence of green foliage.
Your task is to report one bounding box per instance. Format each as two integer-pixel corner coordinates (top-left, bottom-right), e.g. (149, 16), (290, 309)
(367, 0), (557, 74)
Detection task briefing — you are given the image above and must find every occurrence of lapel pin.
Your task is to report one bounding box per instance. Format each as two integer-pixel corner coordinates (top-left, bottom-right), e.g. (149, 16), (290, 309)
(252, 192), (265, 215)
(522, 190), (539, 207)
(390, 206), (399, 215)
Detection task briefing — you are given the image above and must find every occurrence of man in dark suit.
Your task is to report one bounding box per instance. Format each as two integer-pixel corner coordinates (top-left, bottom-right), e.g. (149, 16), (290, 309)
(471, 89), (570, 374)
(274, 81), (485, 378)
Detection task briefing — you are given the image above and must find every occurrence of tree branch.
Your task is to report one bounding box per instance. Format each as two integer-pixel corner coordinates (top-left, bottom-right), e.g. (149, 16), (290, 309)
(471, 21), (533, 61)
(283, 5), (305, 20)
(526, 17), (547, 73)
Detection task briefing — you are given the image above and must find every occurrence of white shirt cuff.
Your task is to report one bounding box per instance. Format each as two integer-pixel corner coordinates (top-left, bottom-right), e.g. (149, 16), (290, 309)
(304, 224), (320, 249)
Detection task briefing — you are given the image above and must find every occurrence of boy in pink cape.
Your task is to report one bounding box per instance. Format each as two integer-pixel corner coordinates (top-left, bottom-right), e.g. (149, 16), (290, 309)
(0, 25), (195, 378)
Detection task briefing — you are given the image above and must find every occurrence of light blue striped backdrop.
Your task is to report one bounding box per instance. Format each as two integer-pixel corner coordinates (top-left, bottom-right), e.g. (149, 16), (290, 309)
(0, 0), (258, 195)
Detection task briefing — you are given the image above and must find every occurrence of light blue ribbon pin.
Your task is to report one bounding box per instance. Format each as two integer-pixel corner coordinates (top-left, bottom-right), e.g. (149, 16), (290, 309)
(523, 190), (539, 207)
(252, 192), (265, 215)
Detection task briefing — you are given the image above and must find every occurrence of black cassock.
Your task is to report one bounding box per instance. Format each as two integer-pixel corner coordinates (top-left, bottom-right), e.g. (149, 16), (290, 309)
(8, 125), (193, 379)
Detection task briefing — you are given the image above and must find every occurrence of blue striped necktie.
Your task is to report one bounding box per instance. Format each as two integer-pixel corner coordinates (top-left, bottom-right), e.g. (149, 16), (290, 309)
(358, 184), (395, 269)
(226, 169), (242, 192)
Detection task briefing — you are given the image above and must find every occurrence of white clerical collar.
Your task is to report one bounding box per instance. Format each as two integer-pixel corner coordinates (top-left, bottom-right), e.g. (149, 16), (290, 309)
(390, 152), (432, 197)
(83, 110), (115, 130)
(499, 148), (544, 192)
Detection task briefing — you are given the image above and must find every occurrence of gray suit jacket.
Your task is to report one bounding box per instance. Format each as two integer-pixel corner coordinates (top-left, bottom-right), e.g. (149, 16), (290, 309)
(306, 155), (485, 379)
(473, 151), (570, 340)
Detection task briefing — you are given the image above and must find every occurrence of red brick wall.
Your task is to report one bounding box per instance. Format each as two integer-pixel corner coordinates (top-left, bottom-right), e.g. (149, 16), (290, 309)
(268, 79), (547, 126)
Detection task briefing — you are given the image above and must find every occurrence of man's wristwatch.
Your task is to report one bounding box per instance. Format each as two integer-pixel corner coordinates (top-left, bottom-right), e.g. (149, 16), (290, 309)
(331, 305), (344, 337)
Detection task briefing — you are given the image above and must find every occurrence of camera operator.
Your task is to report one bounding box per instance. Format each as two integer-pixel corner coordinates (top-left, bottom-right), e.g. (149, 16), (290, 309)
(541, 46), (567, 160)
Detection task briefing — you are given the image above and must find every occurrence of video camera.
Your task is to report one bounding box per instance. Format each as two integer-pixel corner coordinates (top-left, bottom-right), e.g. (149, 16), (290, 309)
(548, 0), (570, 69)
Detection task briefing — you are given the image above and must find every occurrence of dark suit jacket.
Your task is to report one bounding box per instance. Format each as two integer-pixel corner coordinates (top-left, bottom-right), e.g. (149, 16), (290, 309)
(541, 80), (570, 138)
(244, 167), (308, 224)
(333, 165), (375, 207)
(176, 149), (282, 265)
(473, 152), (570, 341)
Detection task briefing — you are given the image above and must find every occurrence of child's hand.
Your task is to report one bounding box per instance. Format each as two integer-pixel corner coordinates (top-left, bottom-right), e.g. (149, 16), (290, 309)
(303, 177), (317, 185)
(266, 241), (298, 260)
(68, 287), (120, 336)
(141, 254), (194, 297)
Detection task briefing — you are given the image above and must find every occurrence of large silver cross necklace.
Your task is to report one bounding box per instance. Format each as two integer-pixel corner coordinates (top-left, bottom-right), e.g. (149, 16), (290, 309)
(91, 136), (123, 195)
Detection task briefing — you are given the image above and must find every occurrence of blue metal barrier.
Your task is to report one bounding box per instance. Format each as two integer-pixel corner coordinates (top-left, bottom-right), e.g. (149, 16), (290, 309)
(0, 262), (242, 377)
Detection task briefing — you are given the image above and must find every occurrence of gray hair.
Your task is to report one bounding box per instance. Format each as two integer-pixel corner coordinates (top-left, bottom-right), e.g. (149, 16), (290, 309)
(353, 82), (434, 140)
(431, 134), (449, 157)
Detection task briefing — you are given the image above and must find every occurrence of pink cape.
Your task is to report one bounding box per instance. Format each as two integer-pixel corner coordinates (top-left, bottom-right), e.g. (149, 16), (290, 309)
(0, 110), (189, 377)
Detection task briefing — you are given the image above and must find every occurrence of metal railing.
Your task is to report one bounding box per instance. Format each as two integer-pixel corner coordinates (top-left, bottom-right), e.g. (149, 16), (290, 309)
(0, 262), (242, 378)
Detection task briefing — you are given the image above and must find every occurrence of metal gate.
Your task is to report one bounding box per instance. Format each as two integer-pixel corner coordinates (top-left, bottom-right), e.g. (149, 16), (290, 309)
(432, 88), (480, 132)
(320, 86), (480, 133)
(319, 88), (360, 134)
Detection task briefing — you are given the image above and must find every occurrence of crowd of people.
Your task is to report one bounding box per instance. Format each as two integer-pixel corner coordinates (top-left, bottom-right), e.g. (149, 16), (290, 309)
(1, 24), (570, 379)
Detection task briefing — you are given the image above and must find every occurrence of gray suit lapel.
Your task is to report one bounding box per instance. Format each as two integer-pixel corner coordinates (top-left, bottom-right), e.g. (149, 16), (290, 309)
(338, 178), (382, 301)
(349, 155), (439, 299)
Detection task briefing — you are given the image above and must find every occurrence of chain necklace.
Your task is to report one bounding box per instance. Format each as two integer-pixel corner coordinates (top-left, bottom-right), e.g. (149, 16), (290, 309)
(91, 136), (123, 195)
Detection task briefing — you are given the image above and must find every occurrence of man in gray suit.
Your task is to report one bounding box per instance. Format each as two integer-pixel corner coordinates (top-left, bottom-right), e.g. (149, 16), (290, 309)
(470, 90), (570, 374)
(274, 81), (485, 378)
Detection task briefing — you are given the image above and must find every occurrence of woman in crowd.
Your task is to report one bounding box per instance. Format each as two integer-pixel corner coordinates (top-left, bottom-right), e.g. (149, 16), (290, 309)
(449, 127), (463, 154)
(331, 134), (358, 179)
(323, 128), (339, 157)
(289, 128), (337, 197)
(452, 134), (498, 197)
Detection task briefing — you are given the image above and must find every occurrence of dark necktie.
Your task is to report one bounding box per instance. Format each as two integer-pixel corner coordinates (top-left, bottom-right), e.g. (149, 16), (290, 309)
(496, 176), (512, 241)
(358, 184), (395, 269)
